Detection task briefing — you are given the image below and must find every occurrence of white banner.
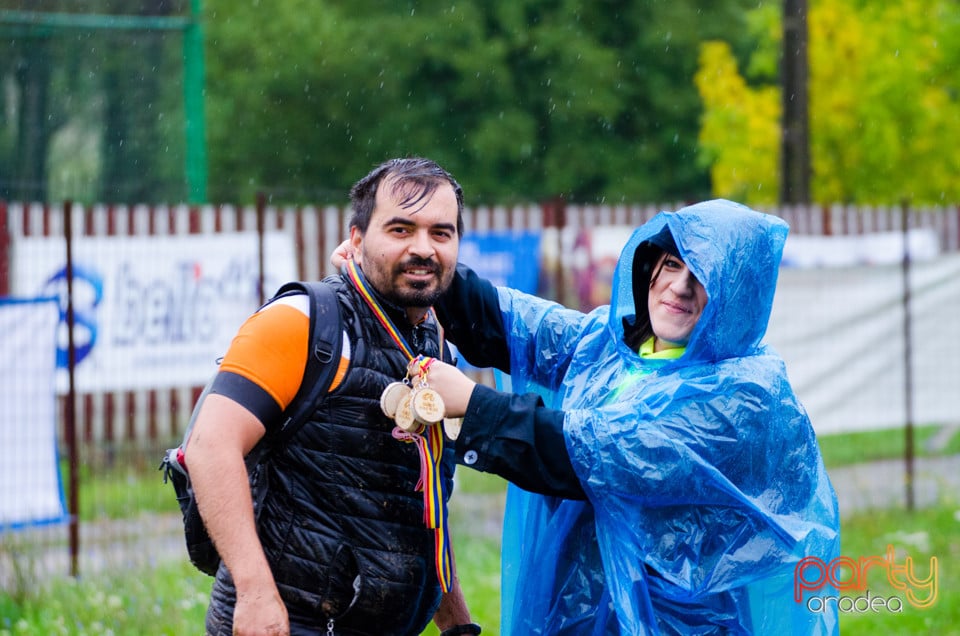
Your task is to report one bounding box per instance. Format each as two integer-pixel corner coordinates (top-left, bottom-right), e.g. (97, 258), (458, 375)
(767, 253), (960, 433)
(0, 298), (66, 528)
(11, 232), (297, 392)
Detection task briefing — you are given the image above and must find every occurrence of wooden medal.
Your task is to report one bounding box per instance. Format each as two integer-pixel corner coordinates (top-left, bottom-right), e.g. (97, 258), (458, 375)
(380, 381), (410, 418)
(394, 390), (421, 432)
(412, 386), (445, 424)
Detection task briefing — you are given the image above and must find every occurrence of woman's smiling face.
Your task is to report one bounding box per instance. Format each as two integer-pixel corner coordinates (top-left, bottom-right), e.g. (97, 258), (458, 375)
(647, 251), (707, 351)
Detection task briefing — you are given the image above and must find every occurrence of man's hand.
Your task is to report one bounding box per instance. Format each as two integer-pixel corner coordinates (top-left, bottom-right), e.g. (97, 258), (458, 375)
(232, 583), (289, 636)
(330, 239), (354, 269)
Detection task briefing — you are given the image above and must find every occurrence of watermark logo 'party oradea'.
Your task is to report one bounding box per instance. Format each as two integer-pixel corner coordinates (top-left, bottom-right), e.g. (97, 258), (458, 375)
(794, 545), (938, 613)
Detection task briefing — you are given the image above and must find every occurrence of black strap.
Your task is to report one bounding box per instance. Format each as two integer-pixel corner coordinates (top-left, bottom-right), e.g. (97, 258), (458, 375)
(247, 280), (342, 464)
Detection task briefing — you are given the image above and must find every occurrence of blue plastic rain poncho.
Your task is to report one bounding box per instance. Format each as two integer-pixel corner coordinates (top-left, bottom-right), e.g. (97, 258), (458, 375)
(496, 200), (839, 635)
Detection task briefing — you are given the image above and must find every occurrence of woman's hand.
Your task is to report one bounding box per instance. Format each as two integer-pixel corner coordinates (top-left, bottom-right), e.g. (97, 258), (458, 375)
(407, 358), (477, 419)
(330, 239), (354, 269)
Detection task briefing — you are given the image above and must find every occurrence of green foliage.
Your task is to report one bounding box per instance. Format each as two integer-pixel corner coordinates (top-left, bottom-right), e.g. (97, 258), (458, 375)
(0, 3), (191, 204)
(203, 0), (757, 205)
(696, 0), (960, 206)
(694, 40), (780, 203)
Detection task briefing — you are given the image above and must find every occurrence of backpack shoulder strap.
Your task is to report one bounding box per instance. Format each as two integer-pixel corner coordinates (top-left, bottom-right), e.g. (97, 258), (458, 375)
(242, 281), (342, 468)
(268, 280), (343, 447)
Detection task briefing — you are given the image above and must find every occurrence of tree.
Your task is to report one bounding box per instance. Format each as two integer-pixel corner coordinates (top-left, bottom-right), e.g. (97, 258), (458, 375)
(0, 1), (190, 204)
(0, 21), (55, 202)
(203, 0), (757, 205)
(696, 0), (960, 206)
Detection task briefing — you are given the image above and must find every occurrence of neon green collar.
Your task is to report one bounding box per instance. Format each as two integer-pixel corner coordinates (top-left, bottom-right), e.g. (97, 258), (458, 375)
(639, 336), (686, 359)
(607, 338), (684, 403)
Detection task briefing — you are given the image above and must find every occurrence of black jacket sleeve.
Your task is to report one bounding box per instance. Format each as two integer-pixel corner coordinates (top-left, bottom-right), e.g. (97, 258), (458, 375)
(454, 384), (586, 500)
(435, 263), (511, 372)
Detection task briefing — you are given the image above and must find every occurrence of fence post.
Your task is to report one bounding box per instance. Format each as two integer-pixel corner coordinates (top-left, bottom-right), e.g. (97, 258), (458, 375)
(541, 197), (566, 304)
(63, 200), (80, 576)
(900, 203), (915, 511)
(256, 193), (266, 305)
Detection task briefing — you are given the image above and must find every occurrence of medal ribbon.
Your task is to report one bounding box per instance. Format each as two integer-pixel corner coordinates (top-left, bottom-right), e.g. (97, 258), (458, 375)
(345, 259), (454, 592)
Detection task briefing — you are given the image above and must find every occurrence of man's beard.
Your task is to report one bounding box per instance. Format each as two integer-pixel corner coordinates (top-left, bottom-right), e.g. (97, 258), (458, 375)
(383, 283), (443, 308)
(366, 254), (450, 308)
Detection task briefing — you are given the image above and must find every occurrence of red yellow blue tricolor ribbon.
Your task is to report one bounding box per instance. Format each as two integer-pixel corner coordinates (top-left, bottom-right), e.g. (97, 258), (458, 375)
(345, 258), (454, 592)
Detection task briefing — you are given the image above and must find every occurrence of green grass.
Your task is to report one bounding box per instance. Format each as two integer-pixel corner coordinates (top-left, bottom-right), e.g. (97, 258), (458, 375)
(78, 462), (172, 521)
(5, 430), (957, 634)
(0, 559), (210, 635)
(6, 489), (956, 634)
(3, 466), (506, 635)
(835, 501), (960, 635)
(429, 469), (507, 634)
(816, 424), (960, 468)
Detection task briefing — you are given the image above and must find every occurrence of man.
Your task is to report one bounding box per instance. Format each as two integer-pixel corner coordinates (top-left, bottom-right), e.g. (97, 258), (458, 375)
(186, 158), (479, 636)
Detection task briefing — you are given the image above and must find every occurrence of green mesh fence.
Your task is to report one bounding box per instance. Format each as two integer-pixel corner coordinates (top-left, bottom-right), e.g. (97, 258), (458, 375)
(0, 1), (205, 205)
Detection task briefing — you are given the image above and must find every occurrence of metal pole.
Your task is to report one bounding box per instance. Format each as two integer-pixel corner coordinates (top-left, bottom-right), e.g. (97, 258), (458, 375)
(541, 197), (566, 305)
(63, 201), (80, 576)
(184, 0), (209, 203)
(780, 0), (810, 205)
(256, 192), (266, 305)
(901, 204), (916, 510)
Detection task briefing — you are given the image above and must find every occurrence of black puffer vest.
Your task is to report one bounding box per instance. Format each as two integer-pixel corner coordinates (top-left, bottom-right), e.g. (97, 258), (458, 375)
(207, 275), (456, 635)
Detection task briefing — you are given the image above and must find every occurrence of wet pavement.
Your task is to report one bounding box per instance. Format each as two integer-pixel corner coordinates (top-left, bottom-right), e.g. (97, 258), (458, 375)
(828, 453), (960, 516)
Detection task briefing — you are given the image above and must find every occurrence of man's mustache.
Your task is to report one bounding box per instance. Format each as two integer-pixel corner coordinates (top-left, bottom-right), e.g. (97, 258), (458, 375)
(397, 257), (439, 274)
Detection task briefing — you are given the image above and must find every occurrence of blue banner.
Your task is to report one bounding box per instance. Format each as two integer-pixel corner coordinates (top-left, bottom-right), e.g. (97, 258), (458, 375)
(455, 231), (541, 371)
(458, 231), (541, 294)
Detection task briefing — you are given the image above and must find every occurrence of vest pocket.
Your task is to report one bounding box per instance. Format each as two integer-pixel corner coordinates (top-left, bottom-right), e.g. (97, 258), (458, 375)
(317, 543), (362, 619)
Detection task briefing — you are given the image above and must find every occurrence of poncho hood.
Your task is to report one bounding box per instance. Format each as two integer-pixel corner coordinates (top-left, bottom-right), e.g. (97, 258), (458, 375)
(611, 199), (788, 363)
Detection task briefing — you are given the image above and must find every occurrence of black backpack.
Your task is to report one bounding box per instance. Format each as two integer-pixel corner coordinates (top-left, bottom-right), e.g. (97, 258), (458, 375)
(160, 280), (343, 576)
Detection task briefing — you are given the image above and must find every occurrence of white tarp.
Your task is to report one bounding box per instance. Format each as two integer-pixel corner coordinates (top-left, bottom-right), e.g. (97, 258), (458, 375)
(10, 232), (297, 393)
(0, 297), (67, 528)
(767, 253), (960, 433)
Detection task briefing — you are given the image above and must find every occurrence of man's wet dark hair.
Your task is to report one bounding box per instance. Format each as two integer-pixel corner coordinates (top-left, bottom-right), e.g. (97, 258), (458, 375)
(348, 157), (465, 236)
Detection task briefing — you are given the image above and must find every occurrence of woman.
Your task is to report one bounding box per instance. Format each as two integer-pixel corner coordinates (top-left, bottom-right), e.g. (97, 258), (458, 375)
(412, 199), (840, 634)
